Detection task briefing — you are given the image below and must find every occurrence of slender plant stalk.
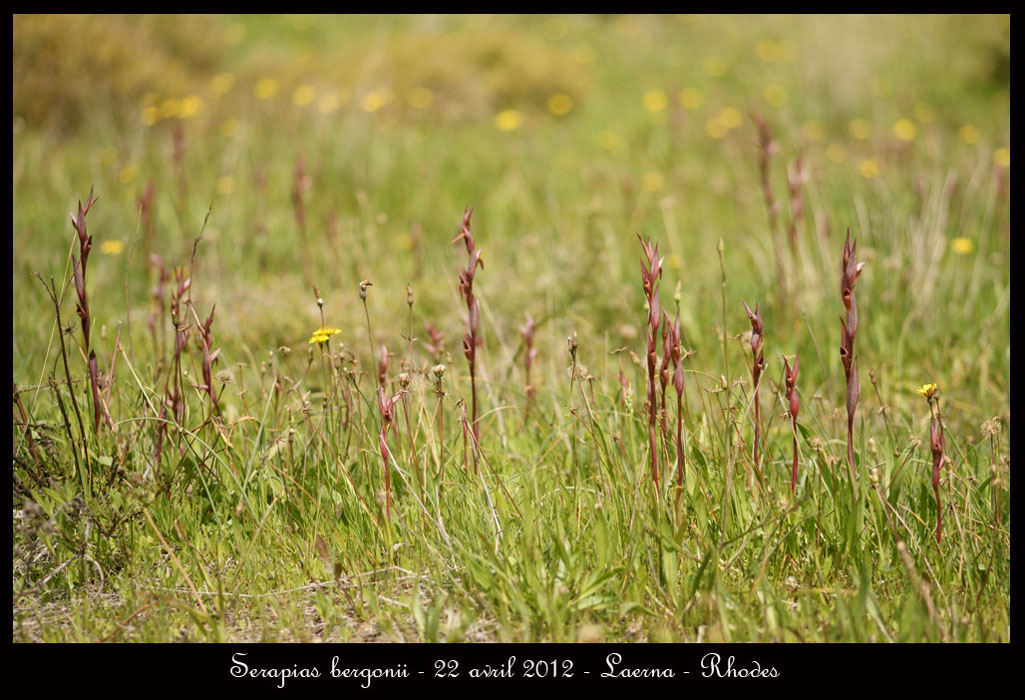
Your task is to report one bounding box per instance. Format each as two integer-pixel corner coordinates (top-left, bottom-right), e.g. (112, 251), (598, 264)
(638, 236), (664, 492)
(453, 209), (483, 472)
(840, 229), (866, 483)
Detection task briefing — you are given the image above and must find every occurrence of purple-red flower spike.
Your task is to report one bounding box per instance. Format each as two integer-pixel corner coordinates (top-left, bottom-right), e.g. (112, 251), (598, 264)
(784, 354), (800, 493)
(840, 228), (865, 480)
(743, 300), (766, 465)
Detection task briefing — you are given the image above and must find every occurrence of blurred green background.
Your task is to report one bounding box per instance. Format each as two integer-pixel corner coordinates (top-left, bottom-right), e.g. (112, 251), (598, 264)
(13, 13), (1010, 428)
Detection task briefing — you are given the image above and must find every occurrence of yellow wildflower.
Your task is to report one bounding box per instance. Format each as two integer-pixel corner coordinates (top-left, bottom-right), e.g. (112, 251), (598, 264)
(101, 240), (124, 255)
(361, 89), (391, 113)
(254, 79), (279, 100)
(893, 118), (916, 142)
(858, 158), (879, 179)
(950, 237), (974, 255)
(292, 85), (317, 107)
(158, 98), (182, 120)
(916, 383), (938, 399)
(994, 147), (1010, 168)
(309, 327), (341, 344)
(718, 107), (742, 129)
(959, 125), (979, 144)
(643, 89), (667, 113)
(217, 177), (236, 195)
(494, 109), (522, 132)
(642, 171), (664, 192)
(547, 93), (574, 116)
(178, 96), (203, 119)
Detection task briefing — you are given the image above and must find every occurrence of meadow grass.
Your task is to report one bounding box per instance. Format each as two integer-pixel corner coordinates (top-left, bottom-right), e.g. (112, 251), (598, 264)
(12, 14), (1009, 643)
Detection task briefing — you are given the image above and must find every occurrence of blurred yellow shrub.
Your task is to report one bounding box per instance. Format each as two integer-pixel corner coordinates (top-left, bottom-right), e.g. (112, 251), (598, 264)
(13, 14), (225, 132)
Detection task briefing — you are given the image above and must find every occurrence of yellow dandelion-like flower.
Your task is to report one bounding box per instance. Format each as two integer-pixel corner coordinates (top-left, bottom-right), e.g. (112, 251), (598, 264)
(826, 144), (847, 163)
(858, 158), (879, 179)
(292, 84), (317, 107)
(642, 171), (664, 192)
(596, 130), (621, 151)
(217, 176), (236, 195)
(408, 87), (434, 110)
(703, 56), (726, 77)
(178, 95), (203, 119)
(893, 118), (916, 142)
(994, 147), (1010, 168)
(210, 73), (234, 95)
(119, 166), (136, 184)
(950, 237), (975, 255)
(254, 78), (279, 100)
(101, 240), (124, 256)
(318, 91), (345, 115)
(916, 383), (938, 399)
(755, 39), (784, 62)
(309, 327), (341, 344)
(849, 118), (871, 140)
(718, 107), (742, 130)
(763, 84), (786, 107)
(494, 109), (522, 132)
(361, 89), (391, 113)
(959, 125), (979, 145)
(642, 89), (667, 113)
(678, 87), (703, 110)
(547, 93), (574, 116)
(159, 98), (182, 120)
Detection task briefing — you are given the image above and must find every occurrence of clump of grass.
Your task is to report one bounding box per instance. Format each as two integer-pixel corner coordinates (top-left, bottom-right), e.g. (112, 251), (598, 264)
(839, 229), (866, 482)
(453, 208), (483, 470)
(638, 235), (664, 491)
(742, 300), (765, 465)
(784, 354), (800, 493)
